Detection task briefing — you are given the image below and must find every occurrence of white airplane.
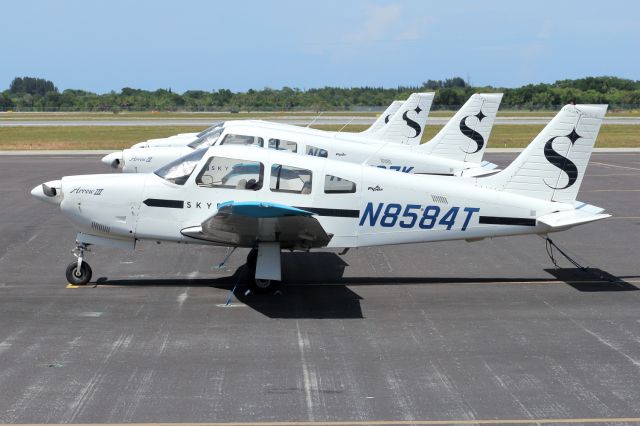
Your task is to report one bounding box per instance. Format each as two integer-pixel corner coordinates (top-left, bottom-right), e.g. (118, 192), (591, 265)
(364, 100), (404, 133)
(32, 104), (609, 293)
(128, 93), (433, 149)
(101, 93), (503, 177)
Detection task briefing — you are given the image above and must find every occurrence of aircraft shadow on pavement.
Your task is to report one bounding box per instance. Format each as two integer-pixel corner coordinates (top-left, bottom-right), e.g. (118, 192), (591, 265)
(544, 268), (639, 292)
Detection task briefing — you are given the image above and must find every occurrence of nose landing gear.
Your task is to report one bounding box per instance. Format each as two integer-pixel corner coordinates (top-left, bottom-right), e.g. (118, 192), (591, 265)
(65, 243), (92, 285)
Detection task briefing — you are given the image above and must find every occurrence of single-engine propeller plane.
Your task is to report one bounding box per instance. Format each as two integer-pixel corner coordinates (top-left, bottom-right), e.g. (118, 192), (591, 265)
(32, 104), (609, 293)
(101, 93), (502, 177)
(128, 95), (427, 150)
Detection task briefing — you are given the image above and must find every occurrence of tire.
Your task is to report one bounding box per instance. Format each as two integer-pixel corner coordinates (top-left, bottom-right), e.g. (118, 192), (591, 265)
(65, 261), (92, 285)
(245, 249), (280, 294)
(249, 278), (281, 294)
(246, 248), (258, 271)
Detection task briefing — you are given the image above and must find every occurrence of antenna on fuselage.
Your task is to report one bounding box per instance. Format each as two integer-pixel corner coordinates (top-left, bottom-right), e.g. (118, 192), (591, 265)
(338, 118), (355, 133)
(306, 111), (324, 128)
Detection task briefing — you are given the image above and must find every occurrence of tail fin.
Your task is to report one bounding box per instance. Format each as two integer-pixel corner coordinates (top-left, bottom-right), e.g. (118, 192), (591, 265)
(363, 100), (404, 133)
(366, 92), (434, 145)
(480, 104), (608, 203)
(417, 93), (503, 163)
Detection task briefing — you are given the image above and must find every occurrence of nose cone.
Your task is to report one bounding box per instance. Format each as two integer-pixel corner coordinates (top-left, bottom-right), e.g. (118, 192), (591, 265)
(102, 152), (123, 169)
(31, 180), (62, 205)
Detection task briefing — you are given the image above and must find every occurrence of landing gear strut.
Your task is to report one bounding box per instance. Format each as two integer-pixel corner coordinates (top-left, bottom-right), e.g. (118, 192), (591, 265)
(65, 243), (92, 285)
(245, 248), (280, 294)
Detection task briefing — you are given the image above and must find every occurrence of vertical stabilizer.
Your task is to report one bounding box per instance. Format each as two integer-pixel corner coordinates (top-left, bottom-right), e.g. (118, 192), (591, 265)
(366, 92), (434, 145)
(418, 93), (503, 163)
(479, 104), (608, 203)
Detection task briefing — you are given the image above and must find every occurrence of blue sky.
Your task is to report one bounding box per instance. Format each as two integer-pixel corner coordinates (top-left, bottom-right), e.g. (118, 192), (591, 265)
(1, 0), (638, 93)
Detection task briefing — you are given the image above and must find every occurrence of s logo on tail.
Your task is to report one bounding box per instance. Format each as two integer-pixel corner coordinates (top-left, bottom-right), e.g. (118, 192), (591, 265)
(460, 110), (486, 154)
(543, 128), (580, 189)
(402, 105), (423, 138)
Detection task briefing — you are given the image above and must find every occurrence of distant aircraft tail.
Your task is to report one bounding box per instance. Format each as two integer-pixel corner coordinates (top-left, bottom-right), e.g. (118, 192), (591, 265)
(417, 93), (503, 164)
(479, 104), (608, 203)
(362, 100), (404, 133)
(366, 92), (434, 145)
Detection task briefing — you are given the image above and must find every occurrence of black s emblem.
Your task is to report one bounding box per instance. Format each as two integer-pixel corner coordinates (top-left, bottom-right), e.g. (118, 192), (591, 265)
(543, 128), (581, 190)
(402, 105), (423, 138)
(460, 110), (487, 154)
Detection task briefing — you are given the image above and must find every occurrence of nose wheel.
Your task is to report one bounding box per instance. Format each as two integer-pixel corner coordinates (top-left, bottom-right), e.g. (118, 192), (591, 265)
(66, 243), (92, 285)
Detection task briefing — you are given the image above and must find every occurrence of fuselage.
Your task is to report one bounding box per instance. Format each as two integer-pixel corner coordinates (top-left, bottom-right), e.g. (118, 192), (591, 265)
(58, 146), (569, 250)
(108, 123), (488, 177)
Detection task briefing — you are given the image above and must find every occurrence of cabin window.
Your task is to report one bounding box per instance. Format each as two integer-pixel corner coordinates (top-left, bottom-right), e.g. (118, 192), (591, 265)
(219, 134), (264, 147)
(270, 164), (312, 194)
(324, 175), (356, 194)
(268, 138), (298, 153)
(154, 148), (207, 185)
(195, 156), (264, 190)
(306, 145), (328, 158)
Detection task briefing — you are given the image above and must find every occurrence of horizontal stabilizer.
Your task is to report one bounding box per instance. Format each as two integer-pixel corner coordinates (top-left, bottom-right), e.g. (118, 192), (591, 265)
(537, 209), (610, 230)
(461, 166), (501, 177)
(481, 160), (499, 170)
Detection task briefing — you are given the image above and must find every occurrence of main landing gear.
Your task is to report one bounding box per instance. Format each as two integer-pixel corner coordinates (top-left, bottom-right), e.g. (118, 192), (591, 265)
(65, 243), (92, 285)
(245, 246), (281, 294)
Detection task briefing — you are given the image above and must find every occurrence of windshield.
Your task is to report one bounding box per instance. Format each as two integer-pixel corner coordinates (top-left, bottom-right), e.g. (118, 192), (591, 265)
(154, 148), (207, 185)
(187, 126), (224, 149)
(196, 121), (224, 138)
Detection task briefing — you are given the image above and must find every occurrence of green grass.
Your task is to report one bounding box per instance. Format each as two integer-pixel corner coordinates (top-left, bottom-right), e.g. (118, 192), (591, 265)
(0, 126), (203, 150)
(0, 124), (637, 150)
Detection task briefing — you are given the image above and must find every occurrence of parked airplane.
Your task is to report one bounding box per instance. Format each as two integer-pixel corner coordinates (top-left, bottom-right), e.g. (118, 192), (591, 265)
(32, 104), (609, 293)
(129, 93), (432, 149)
(101, 93), (502, 177)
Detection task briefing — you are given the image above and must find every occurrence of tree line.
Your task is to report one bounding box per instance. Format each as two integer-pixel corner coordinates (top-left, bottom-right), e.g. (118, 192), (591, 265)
(2, 76), (640, 112)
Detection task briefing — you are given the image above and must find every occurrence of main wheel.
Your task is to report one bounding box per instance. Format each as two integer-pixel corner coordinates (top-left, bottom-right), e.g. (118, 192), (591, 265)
(245, 249), (280, 294)
(246, 248), (258, 271)
(65, 261), (92, 285)
(249, 277), (281, 294)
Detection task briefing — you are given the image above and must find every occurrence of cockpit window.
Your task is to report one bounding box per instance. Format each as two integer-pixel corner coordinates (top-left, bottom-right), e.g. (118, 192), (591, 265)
(268, 138), (297, 153)
(324, 175), (356, 194)
(195, 156), (264, 190)
(187, 126), (224, 149)
(154, 148), (207, 185)
(270, 164), (312, 194)
(220, 134), (264, 147)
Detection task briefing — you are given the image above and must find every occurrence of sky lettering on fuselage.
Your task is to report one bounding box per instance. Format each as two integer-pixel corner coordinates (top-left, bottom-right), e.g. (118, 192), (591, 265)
(185, 201), (215, 209)
(359, 202), (479, 231)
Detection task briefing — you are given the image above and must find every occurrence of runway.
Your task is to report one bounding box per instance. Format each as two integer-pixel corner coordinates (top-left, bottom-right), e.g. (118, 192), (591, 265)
(1, 116), (640, 127)
(0, 153), (639, 423)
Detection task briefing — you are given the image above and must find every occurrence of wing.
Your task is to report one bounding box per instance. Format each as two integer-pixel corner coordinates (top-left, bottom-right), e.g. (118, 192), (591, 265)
(180, 201), (332, 249)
